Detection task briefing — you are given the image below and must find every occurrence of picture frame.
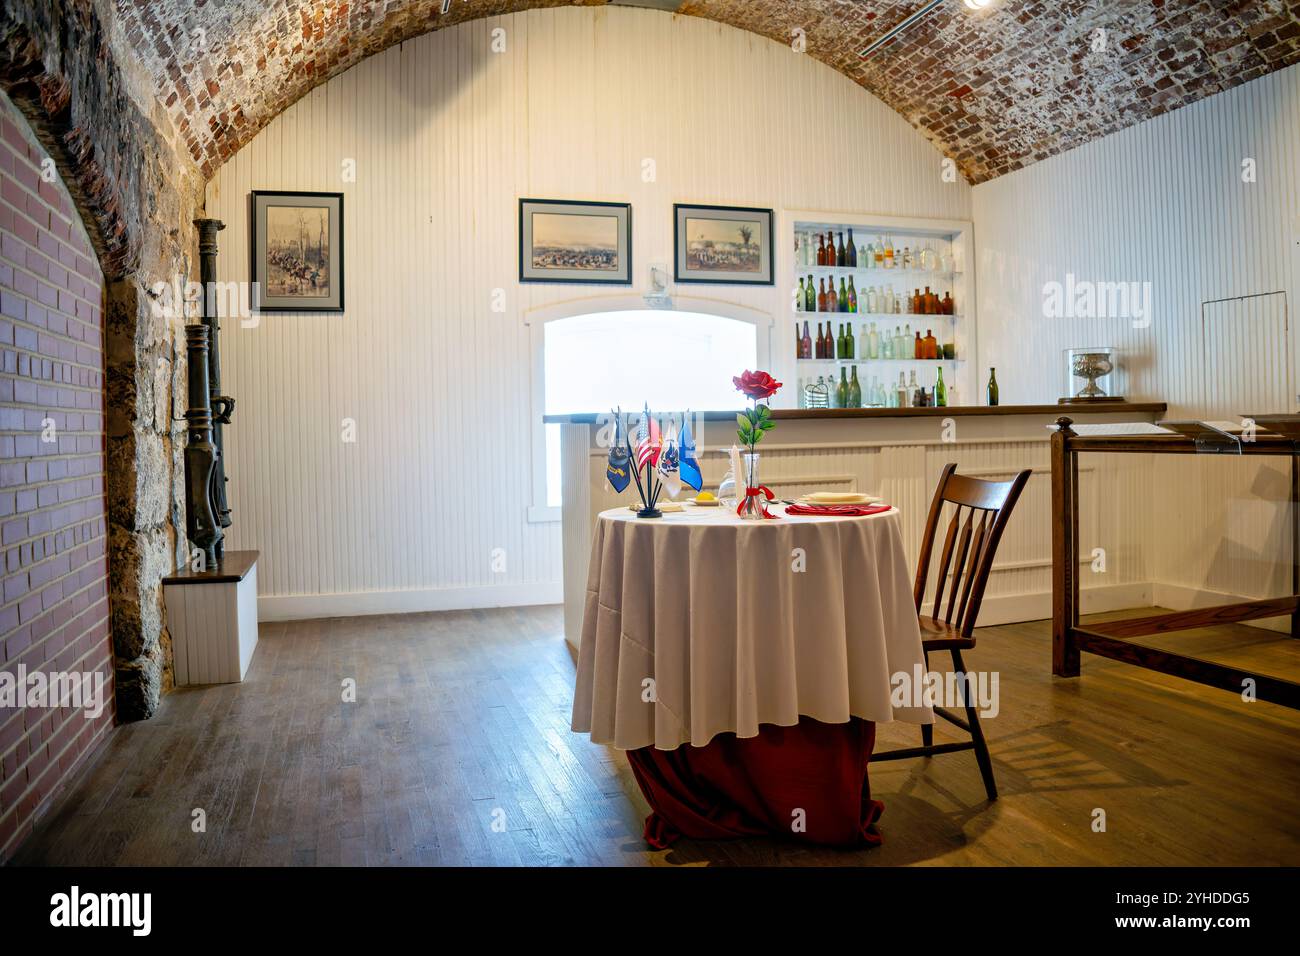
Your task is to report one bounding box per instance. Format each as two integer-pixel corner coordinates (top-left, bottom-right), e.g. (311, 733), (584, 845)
(519, 198), (632, 284)
(673, 203), (774, 285)
(250, 190), (344, 312)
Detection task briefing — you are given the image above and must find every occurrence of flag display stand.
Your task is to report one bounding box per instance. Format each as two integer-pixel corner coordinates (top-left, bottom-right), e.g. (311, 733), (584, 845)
(606, 406), (701, 518)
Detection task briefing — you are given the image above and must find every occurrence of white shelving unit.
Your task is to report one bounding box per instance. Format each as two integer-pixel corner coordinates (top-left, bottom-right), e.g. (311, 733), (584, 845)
(779, 210), (977, 408)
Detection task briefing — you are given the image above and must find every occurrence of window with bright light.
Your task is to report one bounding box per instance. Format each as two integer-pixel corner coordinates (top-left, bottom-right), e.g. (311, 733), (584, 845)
(543, 310), (759, 507)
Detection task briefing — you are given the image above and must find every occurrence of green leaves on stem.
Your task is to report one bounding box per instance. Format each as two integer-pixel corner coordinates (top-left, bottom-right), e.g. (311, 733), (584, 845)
(737, 401), (774, 450)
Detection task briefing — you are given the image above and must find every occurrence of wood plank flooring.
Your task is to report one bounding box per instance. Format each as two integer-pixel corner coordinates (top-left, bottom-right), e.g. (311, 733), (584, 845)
(11, 605), (1300, 866)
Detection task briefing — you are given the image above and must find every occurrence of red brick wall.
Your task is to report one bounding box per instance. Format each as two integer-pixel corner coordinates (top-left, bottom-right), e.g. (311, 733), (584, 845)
(0, 95), (112, 862)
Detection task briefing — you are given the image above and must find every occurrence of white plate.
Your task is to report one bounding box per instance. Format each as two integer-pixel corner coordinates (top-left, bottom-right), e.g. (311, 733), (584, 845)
(800, 492), (882, 505)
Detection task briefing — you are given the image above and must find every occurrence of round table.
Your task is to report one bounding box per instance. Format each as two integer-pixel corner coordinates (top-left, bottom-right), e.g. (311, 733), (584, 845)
(570, 503), (933, 847)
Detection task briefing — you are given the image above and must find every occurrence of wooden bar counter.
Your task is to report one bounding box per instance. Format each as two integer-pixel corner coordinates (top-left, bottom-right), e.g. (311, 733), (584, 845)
(547, 402), (1167, 649)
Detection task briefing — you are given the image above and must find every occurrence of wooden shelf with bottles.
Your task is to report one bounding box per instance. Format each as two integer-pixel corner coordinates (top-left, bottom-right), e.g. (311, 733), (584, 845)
(781, 209), (977, 409)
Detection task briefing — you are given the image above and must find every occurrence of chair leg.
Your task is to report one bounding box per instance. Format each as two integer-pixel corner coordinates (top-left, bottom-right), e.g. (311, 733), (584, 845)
(952, 648), (997, 801)
(920, 647), (934, 749)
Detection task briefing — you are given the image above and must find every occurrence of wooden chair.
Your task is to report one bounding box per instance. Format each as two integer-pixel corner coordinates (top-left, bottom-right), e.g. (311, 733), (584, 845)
(873, 462), (1031, 801)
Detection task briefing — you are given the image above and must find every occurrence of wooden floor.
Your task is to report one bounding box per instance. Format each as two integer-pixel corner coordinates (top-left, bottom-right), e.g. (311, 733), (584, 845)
(12, 605), (1300, 866)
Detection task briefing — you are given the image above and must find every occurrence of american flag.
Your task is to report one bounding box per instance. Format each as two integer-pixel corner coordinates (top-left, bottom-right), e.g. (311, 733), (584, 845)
(635, 409), (661, 470)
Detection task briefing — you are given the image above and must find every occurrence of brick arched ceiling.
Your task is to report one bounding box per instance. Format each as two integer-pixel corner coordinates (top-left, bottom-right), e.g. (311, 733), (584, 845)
(115, 0), (1300, 184)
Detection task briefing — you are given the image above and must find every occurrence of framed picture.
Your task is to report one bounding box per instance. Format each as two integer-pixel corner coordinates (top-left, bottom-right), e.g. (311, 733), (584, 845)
(519, 198), (632, 284)
(250, 191), (344, 312)
(673, 203), (774, 285)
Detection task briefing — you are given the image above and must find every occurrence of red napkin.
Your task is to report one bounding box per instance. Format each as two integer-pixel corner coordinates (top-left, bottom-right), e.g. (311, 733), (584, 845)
(784, 503), (891, 517)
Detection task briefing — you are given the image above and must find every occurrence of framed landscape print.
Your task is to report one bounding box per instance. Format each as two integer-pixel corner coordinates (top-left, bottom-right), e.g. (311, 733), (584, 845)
(251, 191), (344, 312)
(519, 199), (632, 284)
(673, 203), (774, 285)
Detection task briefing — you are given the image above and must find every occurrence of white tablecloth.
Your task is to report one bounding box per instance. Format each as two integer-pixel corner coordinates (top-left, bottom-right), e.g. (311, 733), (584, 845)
(571, 505), (933, 751)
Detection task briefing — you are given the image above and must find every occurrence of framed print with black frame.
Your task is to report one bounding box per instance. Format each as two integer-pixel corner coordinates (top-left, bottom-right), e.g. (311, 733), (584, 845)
(250, 191), (344, 312)
(518, 198), (632, 284)
(673, 203), (773, 285)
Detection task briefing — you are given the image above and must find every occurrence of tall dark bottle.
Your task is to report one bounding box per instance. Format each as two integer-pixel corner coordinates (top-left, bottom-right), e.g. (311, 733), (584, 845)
(836, 232), (846, 267)
(801, 321), (812, 359)
(986, 367), (1000, 406)
(838, 277), (849, 313)
(828, 281), (839, 314)
(847, 228), (857, 268)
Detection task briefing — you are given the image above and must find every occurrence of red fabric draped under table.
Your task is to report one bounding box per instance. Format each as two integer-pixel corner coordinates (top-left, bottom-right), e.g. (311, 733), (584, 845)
(624, 716), (884, 849)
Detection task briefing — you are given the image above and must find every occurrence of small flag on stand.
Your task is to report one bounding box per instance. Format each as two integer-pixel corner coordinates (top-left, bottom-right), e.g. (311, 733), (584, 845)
(635, 406), (661, 470)
(657, 419), (682, 499)
(606, 410), (631, 493)
(679, 413), (702, 492)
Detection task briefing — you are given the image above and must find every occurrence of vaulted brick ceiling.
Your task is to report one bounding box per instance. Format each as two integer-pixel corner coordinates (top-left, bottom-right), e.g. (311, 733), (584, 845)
(115, 0), (1300, 183)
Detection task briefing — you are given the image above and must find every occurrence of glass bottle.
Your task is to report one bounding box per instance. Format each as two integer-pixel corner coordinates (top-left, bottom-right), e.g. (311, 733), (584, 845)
(827, 230), (836, 265)
(847, 277), (858, 313)
(828, 280), (839, 314)
(816, 234), (826, 267)
(987, 367), (999, 406)
(814, 321), (823, 359)
(935, 367), (947, 407)
(914, 330), (923, 359)
(822, 323), (834, 358)
(794, 321), (801, 358)
(796, 277), (805, 313)
(805, 274), (815, 312)
(835, 232), (845, 267)
(859, 324), (869, 359)
(845, 322), (855, 359)
(866, 285), (877, 314)
(836, 367), (849, 409)
(881, 327), (892, 360)
(924, 328), (937, 359)
(902, 245), (912, 270)
(873, 237), (884, 267)
(847, 229), (857, 268)
(838, 277), (849, 313)
(836, 323), (844, 360)
(817, 279), (827, 313)
(868, 322), (879, 359)
(848, 366), (862, 408)
(897, 371), (909, 408)
(883, 236), (895, 269)
(942, 291), (954, 315)
(801, 320), (812, 359)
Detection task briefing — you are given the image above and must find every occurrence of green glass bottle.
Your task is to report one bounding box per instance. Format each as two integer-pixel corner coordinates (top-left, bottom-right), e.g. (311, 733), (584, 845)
(797, 277), (805, 312)
(838, 277), (849, 313)
(805, 274), (815, 312)
(987, 367), (999, 406)
(847, 277), (858, 313)
(935, 366), (947, 407)
(837, 367), (849, 408)
(845, 320), (855, 359)
(848, 366), (862, 408)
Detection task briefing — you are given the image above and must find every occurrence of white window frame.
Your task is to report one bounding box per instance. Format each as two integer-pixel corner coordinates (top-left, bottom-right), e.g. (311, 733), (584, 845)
(524, 295), (774, 522)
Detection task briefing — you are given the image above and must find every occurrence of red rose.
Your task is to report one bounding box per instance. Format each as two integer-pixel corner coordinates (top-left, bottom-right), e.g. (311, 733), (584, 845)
(733, 370), (782, 401)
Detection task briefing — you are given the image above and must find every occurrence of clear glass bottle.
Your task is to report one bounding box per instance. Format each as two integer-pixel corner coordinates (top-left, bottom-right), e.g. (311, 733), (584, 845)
(897, 371), (909, 408)
(883, 236), (895, 269)
(866, 285), (877, 313)
(868, 322), (879, 359)
(873, 237), (885, 268)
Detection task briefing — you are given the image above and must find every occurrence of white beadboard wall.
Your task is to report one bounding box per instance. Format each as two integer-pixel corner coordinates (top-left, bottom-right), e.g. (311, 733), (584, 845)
(973, 62), (1300, 613)
(204, 7), (973, 618)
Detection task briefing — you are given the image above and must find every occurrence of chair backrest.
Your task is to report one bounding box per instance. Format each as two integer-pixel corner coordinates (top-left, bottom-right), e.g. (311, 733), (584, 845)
(913, 463), (1031, 638)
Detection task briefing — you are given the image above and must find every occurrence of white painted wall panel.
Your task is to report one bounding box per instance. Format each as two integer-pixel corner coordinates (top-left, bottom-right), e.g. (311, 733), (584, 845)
(204, 7), (972, 612)
(972, 62), (1300, 608)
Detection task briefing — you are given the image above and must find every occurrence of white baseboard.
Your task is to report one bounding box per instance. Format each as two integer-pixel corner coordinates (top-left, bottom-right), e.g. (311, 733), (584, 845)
(1152, 582), (1291, 634)
(258, 581), (563, 622)
(924, 581), (1153, 628)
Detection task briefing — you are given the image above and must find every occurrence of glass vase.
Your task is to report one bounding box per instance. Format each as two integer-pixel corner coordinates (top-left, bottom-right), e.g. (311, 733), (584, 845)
(737, 452), (767, 520)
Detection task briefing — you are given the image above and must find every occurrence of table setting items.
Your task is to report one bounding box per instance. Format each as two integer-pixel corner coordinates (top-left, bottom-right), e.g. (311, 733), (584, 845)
(733, 370), (783, 519)
(604, 403), (703, 518)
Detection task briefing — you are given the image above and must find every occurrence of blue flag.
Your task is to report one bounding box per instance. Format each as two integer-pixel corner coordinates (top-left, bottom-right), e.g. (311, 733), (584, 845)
(679, 413), (702, 492)
(607, 411), (632, 493)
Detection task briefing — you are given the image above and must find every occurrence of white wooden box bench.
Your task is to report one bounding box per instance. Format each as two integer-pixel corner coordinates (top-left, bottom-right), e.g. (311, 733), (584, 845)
(162, 550), (260, 685)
